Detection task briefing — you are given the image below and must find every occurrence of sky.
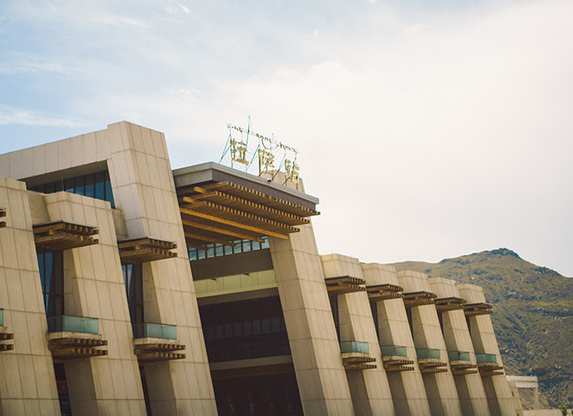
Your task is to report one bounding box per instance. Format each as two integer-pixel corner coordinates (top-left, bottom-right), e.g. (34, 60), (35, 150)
(1, 0), (572, 276)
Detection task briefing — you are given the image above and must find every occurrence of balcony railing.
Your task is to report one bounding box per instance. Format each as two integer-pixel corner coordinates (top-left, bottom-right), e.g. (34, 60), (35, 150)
(476, 353), (497, 364)
(133, 323), (177, 340)
(448, 351), (471, 362)
(47, 315), (99, 334)
(380, 345), (408, 357)
(340, 341), (369, 354)
(417, 348), (441, 360)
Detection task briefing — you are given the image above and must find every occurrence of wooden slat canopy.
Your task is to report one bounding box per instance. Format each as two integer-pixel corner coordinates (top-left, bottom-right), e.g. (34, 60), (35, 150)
(325, 276), (366, 295)
(177, 181), (319, 248)
(463, 302), (493, 317)
(382, 357), (415, 372)
(402, 291), (437, 307)
(33, 221), (99, 251)
(118, 238), (177, 263)
(134, 341), (186, 363)
(418, 359), (448, 374)
(0, 331), (14, 352)
(450, 362), (478, 375)
(0, 207), (6, 228)
(435, 297), (466, 312)
(478, 363), (504, 377)
(341, 353), (377, 370)
(367, 284), (403, 301)
(49, 337), (108, 361)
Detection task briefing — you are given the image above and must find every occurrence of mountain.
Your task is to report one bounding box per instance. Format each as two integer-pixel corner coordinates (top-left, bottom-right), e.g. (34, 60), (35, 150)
(392, 248), (573, 409)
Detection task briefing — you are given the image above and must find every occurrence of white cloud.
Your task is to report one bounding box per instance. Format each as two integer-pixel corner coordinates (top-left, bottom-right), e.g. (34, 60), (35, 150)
(0, 105), (83, 127)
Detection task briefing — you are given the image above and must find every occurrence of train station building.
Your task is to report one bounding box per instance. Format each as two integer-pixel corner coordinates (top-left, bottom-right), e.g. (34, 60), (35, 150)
(0, 121), (520, 416)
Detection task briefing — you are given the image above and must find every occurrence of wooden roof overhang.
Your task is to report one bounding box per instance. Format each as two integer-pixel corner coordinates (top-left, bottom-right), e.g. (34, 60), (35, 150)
(325, 276), (367, 295)
(0, 330), (14, 352)
(367, 284), (403, 301)
(478, 363), (504, 377)
(134, 340), (186, 363)
(463, 302), (493, 317)
(341, 353), (377, 370)
(403, 291), (437, 307)
(418, 359), (449, 373)
(118, 238), (177, 263)
(0, 207), (6, 228)
(382, 357), (415, 372)
(435, 297), (467, 312)
(174, 164), (319, 249)
(49, 336), (108, 362)
(450, 361), (478, 375)
(33, 221), (99, 251)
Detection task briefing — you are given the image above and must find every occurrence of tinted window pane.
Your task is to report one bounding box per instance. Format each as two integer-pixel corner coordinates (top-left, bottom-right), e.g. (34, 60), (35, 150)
(84, 174), (95, 198)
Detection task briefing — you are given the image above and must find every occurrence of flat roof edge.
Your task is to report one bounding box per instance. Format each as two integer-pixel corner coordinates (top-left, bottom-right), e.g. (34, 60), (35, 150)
(172, 162), (319, 206)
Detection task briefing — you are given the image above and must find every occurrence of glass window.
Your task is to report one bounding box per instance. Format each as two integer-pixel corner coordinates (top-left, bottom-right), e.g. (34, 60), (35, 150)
(122, 263), (144, 325)
(84, 174), (95, 198)
(37, 251), (64, 316)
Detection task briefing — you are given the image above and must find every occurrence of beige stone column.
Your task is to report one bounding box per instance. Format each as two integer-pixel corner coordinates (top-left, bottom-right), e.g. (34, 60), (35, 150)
(458, 284), (518, 416)
(361, 264), (432, 416)
(269, 225), (355, 416)
(320, 254), (395, 416)
(106, 122), (218, 416)
(429, 278), (491, 416)
(0, 178), (61, 416)
(43, 191), (147, 415)
(397, 270), (463, 416)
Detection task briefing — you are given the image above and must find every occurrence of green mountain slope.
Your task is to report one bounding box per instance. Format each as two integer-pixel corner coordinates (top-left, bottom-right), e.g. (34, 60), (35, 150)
(392, 248), (573, 408)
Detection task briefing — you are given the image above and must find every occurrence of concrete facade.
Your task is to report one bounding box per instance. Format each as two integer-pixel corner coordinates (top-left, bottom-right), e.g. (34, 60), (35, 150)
(0, 121), (521, 416)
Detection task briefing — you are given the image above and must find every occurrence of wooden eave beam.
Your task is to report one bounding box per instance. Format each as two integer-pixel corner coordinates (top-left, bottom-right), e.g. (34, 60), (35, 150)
(0, 333), (14, 341)
(195, 181), (319, 217)
(184, 232), (235, 246)
(179, 191), (310, 226)
(435, 297), (466, 312)
(182, 219), (265, 243)
(180, 207), (290, 239)
(0, 344), (14, 352)
(402, 291), (437, 307)
(181, 200), (299, 234)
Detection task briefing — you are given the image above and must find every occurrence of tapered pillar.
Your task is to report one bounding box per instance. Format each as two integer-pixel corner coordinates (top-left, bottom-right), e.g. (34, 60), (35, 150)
(429, 278), (491, 416)
(0, 178), (61, 416)
(269, 226), (355, 416)
(321, 254), (395, 416)
(458, 284), (518, 416)
(361, 264), (432, 416)
(397, 271), (463, 416)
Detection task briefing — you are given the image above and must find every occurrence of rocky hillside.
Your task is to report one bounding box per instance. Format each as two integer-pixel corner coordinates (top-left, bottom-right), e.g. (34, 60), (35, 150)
(392, 248), (573, 409)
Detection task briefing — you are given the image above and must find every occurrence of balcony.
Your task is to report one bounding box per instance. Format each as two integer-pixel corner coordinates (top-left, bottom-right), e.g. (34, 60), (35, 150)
(133, 323), (186, 363)
(118, 238), (178, 263)
(366, 284), (403, 301)
(340, 341), (376, 370)
(33, 221), (99, 251)
(47, 315), (108, 361)
(463, 302), (493, 317)
(0, 207), (6, 228)
(0, 309), (14, 352)
(380, 345), (414, 372)
(434, 297), (466, 312)
(476, 353), (504, 376)
(402, 291), (436, 307)
(448, 351), (477, 375)
(416, 348), (448, 374)
(325, 276), (366, 295)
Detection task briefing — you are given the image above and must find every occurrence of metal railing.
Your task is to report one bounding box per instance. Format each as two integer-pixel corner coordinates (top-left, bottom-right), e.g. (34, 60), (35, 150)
(416, 348), (441, 360)
(132, 323), (177, 340)
(380, 345), (408, 357)
(340, 341), (369, 354)
(47, 315), (99, 334)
